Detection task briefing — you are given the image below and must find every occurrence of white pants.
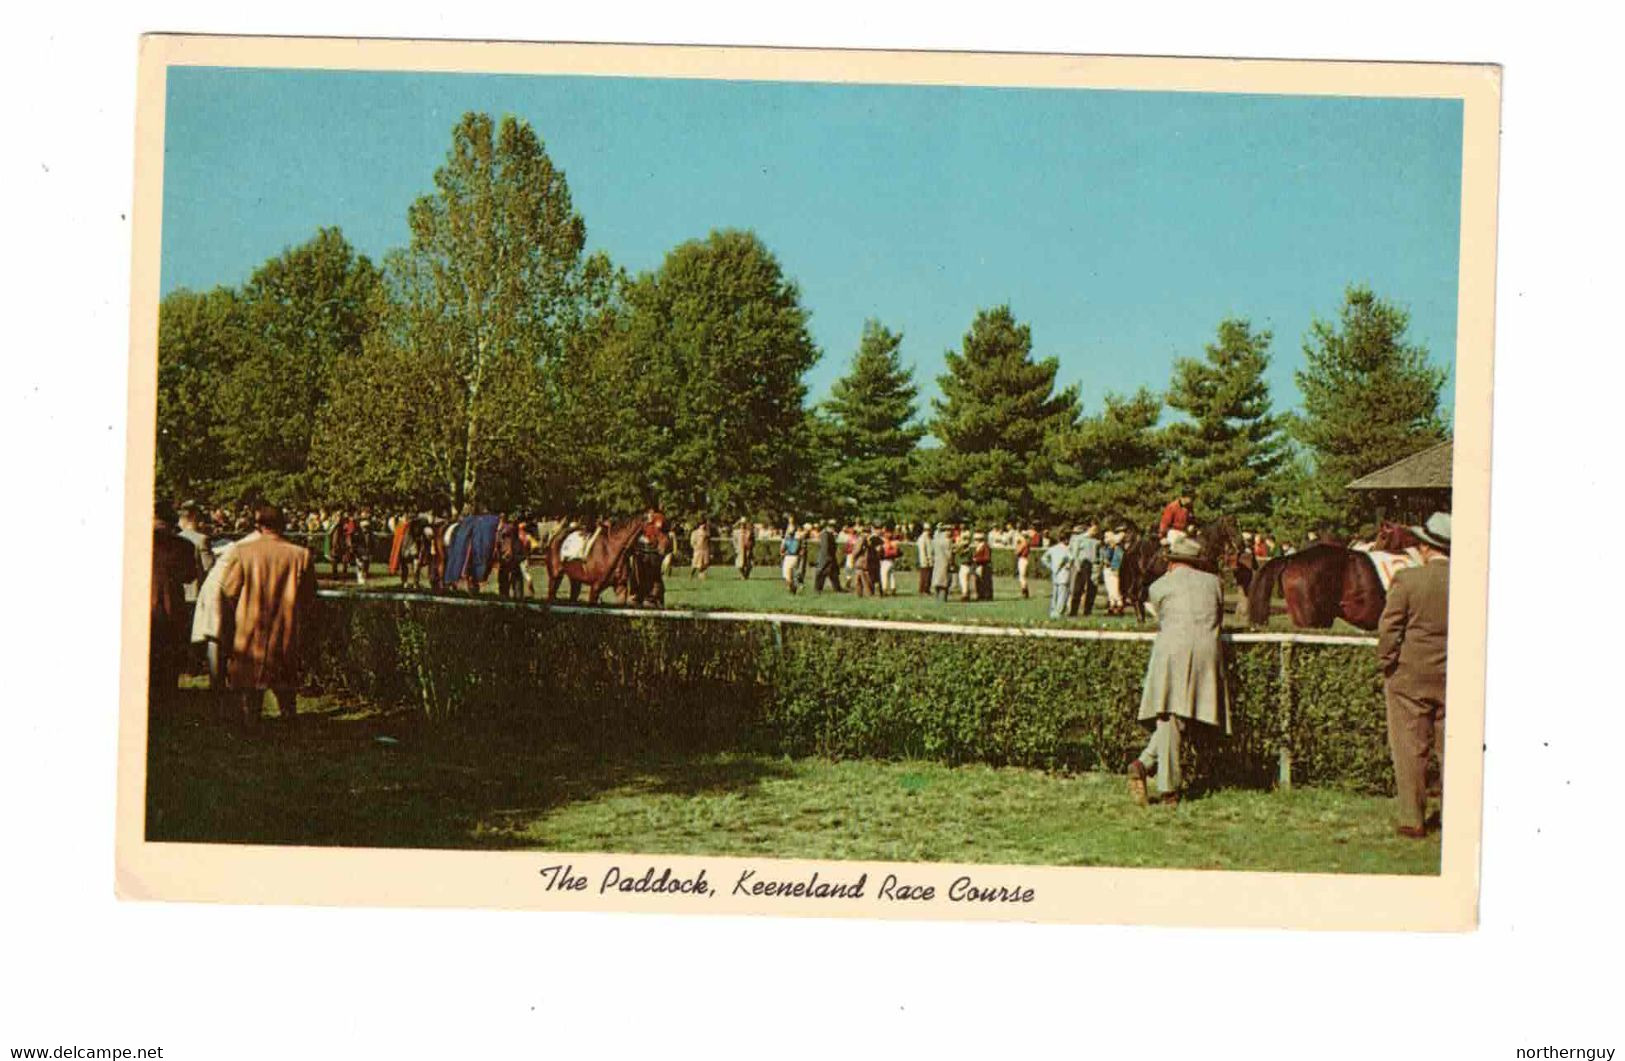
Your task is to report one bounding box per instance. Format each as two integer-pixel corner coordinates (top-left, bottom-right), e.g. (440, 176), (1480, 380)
(1104, 567), (1121, 607)
(1017, 555), (1029, 589)
(958, 564), (972, 596)
(879, 558), (895, 593)
(782, 555), (799, 582)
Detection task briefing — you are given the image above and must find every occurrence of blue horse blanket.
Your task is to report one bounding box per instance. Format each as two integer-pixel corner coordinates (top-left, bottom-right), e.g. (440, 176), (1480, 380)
(443, 513), (500, 585)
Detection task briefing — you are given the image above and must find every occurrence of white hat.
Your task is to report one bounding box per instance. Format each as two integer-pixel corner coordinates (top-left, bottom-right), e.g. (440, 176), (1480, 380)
(1408, 512), (1451, 551)
(1168, 536), (1203, 560)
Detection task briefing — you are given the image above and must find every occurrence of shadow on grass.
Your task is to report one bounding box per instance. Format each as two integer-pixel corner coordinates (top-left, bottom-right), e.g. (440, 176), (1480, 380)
(144, 685), (793, 851)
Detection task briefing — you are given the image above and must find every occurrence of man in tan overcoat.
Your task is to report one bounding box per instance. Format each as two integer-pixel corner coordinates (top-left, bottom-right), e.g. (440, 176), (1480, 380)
(1376, 511), (1451, 838)
(218, 504), (316, 727)
(1128, 536), (1230, 806)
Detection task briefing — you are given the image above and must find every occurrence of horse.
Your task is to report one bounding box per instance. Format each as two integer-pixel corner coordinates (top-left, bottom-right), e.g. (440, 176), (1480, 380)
(388, 515), (427, 588)
(1376, 520), (1421, 552)
(1245, 542), (1388, 630)
(328, 515), (370, 582)
(1117, 517), (1245, 623)
(624, 522), (671, 607)
(544, 516), (649, 604)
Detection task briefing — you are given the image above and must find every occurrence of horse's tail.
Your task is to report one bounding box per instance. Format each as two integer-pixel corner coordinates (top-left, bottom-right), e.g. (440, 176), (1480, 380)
(1246, 556), (1287, 627)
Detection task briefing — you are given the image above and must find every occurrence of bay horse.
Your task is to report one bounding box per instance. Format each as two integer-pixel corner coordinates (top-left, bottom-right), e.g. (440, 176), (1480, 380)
(1118, 517), (1245, 623)
(395, 515), (444, 590)
(328, 515), (370, 582)
(544, 516), (649, 604)
(1245, 543), (1387, 630)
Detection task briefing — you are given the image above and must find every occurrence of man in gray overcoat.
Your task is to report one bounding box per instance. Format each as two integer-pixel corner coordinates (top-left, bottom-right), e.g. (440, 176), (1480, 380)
(1377, 512), (1450, 838)
(1128, 536), (1230, 806)
(930, 525), (953, 602)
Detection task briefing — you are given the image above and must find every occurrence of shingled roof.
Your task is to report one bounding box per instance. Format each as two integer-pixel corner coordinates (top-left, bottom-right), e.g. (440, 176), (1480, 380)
(1345, 440), (1453, 492)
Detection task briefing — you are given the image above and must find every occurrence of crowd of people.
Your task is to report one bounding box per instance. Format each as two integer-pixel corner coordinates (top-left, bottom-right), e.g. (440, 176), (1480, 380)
(150, 488), (1451, 840)
(150, 500), (315, 729)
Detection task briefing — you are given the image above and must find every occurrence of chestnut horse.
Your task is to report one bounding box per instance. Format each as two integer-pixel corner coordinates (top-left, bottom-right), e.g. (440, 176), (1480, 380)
(544, 516), (649, 604)
(1245, 543), (1388, 630)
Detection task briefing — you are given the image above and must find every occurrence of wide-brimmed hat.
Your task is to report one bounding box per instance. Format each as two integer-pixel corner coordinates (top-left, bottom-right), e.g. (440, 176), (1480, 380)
(1409, 512), (1451, 551)
(1168, 536), (1203, 560)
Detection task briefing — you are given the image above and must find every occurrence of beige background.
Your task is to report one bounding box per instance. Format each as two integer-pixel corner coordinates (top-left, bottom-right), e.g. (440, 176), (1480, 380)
(116, 35), (1500, 931)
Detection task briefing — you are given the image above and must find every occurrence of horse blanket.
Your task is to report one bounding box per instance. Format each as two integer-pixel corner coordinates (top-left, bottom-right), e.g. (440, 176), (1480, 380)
(443, 513), (500, 584)
(388, 520), (412, 574)
(1356, 546), (1423, 592)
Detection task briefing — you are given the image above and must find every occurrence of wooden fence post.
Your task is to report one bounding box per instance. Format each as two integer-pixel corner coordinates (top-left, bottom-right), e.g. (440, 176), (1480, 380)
(1277, 639), (1294, 790)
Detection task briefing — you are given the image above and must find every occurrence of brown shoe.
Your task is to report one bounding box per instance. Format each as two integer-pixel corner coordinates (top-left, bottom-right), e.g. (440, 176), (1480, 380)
(1396, 825), (1427, 839)
(1157, 792), (1181, 807)
(1127, 761), (1149, 807)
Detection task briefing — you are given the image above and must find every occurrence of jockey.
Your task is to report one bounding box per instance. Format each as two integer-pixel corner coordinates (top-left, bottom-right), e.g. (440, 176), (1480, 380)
(1159, 491), (1194, 545)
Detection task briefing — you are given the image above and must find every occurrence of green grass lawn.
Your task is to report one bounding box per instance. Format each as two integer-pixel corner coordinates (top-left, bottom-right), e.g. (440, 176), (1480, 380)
(321, 562), (1362, 635)
(147, 684), (1437, 875)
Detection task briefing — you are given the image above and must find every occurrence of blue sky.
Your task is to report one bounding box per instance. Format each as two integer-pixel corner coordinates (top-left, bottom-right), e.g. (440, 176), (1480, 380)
(161, 67), (1463, 419)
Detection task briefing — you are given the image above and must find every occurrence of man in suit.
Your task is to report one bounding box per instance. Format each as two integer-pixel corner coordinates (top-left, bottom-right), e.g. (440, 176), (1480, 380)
(218, 504), (317, 728)
(1067, 521), (1101, 617)
(1376, 511), (1451, 838)
(814, 521), (844, 593)
(150, 500), (202, 704)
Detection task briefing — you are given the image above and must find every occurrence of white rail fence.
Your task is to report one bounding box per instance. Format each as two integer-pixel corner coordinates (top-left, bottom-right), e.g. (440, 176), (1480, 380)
(316, 587), (1376, 647)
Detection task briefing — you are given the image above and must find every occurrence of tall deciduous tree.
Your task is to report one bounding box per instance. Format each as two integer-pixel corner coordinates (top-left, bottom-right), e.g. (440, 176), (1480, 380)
(315, 112), (593, 511)
(1291, 285), (1450, 530)
(214, 227), (383, 504)
(155, 286), (246, 501)
(918, 305), (1079, 525)
(1039, 387), (1169, 532)
(597, 229), (821, 519)
(816, 320), (924, 521)
(1162, 318), (1286, 526)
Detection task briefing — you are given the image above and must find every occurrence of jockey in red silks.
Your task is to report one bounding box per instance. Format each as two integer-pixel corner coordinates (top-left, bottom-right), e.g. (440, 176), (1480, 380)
(1158, 491), (1194, 545)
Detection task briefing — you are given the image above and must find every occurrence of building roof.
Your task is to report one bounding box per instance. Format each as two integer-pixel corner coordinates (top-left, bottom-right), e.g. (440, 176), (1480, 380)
(1345, 440), (1453, 492)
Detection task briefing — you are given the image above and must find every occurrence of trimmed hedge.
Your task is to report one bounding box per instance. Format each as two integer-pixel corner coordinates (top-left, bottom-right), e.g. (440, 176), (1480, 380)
(304, 596), (1394, 793)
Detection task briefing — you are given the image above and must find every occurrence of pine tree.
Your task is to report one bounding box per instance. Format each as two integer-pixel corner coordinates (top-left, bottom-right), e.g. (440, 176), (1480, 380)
(1163, 318), (1286, 526)
(817, 320), (924, 521)
(918, 305), (1079, 525)
(1292, 286), (1449, 530)
(1039, 387), (1170, 532)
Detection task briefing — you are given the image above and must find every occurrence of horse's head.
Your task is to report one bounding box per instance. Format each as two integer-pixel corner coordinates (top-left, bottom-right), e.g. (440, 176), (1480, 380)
(1376, 521), (1419, 551)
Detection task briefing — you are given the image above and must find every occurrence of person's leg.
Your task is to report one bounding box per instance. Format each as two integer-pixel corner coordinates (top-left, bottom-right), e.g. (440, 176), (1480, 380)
(1156, 716), (1184, 797)
(1082, 562), (1097, 615)
(1104, 568), (1121, 611)
(1049, 582), (1066, 619)
(205, 638), (222, 692)
(271, 686), (298, 723)
(1386, 687), (1430, 832)
(1128, 722), (1163, 806)
(1067, 568), (1084, 616)
(1017, 556), (1029, 598)
(1431, 698), (1446, 822)
(239, 689), (262, 727)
